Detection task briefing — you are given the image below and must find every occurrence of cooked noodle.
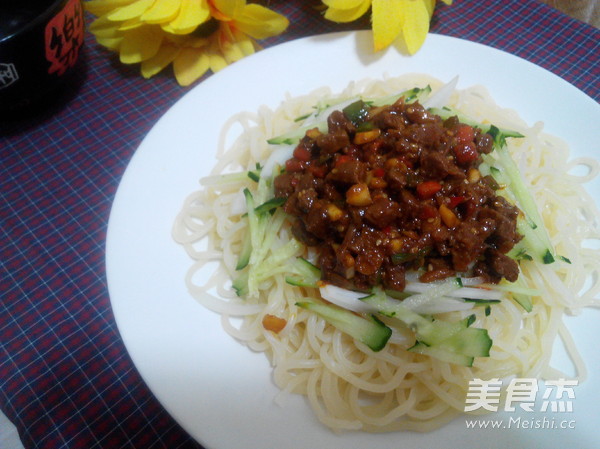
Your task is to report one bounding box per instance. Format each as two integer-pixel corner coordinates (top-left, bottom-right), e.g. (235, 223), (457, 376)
(172, 74), (600, 432)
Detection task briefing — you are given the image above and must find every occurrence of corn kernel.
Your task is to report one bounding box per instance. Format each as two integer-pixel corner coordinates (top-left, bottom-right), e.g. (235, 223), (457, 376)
(346, 183), (372, 206)
(262, 314), (287, 333)
(385, 158), (400, 169)
(369, 176), (387, 189)
(327, 203), (344, 221)
(353, 128), (381, 145)
(467, 167), (481, 183)
(439, 204), (460, 228)
(389, 238), (403, 253)
(306, 127), (321, 139)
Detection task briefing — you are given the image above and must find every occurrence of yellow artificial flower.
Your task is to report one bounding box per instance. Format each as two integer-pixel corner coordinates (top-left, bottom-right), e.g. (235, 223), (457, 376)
(322, 0), (452, 54)
(86, 0), (289, 86)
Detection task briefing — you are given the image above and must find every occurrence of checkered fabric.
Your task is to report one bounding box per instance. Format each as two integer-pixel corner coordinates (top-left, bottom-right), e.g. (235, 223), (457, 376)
(1, 1), (598, 448)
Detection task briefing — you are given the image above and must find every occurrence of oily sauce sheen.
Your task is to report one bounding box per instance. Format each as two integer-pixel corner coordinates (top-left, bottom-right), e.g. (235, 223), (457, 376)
(274, 98), (522, 292)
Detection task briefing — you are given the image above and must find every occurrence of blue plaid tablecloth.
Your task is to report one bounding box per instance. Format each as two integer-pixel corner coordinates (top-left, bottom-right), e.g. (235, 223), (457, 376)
(1, 1), (598, 448)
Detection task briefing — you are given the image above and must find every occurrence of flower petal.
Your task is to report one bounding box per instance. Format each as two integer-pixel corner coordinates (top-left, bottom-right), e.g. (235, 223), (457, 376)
(234, 4), (289, 39)
(324, 1), (371, 23)
(162, 0), (211, 34)
(86, 0), (137, 16)
(208, 52), (227, 72)
(222, 41), (245, 63)
(440, 0), (453, 5)
(232, 29), (256, 56)
(107, 0), (154, 22)
(140, 0), (181, 24)
(118, 18), (145, 31)
(212, 0), (245, 19)
(398, 0), (431, 54)
(173, 48), (210, 86)
(89, 15), (121, 37)
(119, 26), (163, 63)
(371, 0), (403, 51)
(424, 0), (436, 16)
(141, 44), (180, 78)
(322, 0), (368, 10)
(96, 36), (124, 51)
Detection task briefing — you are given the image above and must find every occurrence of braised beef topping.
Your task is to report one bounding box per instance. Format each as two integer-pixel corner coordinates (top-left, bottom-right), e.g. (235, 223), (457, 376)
(276, 98), (522, 291)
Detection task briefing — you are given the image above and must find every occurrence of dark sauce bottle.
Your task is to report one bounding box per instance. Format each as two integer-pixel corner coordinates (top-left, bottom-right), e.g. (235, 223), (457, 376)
(0, 0), (85, 118)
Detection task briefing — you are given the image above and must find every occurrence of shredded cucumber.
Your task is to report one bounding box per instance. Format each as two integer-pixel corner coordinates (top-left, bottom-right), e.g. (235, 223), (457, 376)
(285, 257), (321, 288)
(267, 86), (432, 146)
(296, 300), (392, 352)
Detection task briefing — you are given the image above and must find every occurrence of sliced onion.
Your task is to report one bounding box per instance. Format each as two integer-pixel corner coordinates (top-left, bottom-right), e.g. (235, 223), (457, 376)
(405, 281), (504, 300)
(303, 96), (360, 127)
(229, 190), (247, 215)
(319, 284), (376, 314)
(422, 75), (459, 109)
(320, 283), (477, 316)
(261, 144), (294, 178)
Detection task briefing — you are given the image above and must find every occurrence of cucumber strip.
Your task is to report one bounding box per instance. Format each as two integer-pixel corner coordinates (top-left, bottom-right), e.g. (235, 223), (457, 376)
(463, 298), (501, 304)
(296, 300), (392, 352)
(488, 280), (541, 297)
(495, 277), (536, 312)
(428, 106), (523, 139)
(285, 257), (321, 288)
(489, 135), (555, 263)
(250, 239), (302, 289)
(235, 188), (257, 273)
(235, 189), (295, 295)
(254, 197), (286, 214)
(232, 271), (249, 297)
(360, 289), (492, 363)
(408, 342), (474, 367)
(513, 213), (555, 264)
(360, 295), (464, 345)
(404, 280), (504, 301)
(244, 189), (265, 263)
(251, 209), (287, 267)
(367, 85), (432, 107)
(302, 96), (361, 126)
(511, 292), (533, 313)
(481, 124), (554, 264)
(408, 325), (492, 367)
(267, 121), (329, 145)
(235, 234), (252, 271)
(405, 296), (475, 315)
(435, 327), (492, 357)
(247, 164), (262, 182)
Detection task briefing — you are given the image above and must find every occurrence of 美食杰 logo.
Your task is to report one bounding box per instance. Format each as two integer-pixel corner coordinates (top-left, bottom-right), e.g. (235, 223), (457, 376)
(465, 377), (577, 413)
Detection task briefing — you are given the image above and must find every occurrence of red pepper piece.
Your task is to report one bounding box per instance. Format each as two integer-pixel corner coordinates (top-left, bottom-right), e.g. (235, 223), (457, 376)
(372, 167), (385, 178)
(416, 180), (442, 199)
(293, 145), (311, 162)
(448, 196), (466, 208)
(419, 205), (438, 220)
(285, 158), (304, 173)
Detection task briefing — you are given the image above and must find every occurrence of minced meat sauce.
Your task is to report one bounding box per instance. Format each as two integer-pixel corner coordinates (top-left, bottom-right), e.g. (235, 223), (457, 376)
(273, 98), (522, 292)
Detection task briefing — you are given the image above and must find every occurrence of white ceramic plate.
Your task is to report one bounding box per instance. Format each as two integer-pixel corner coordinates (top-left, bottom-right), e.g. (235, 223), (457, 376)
(106, 31), (600, 449)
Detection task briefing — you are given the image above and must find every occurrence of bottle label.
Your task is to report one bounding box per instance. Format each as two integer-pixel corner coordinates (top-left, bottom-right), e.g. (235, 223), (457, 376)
(45, 0), (84, 76)
(0, 63), (19, 90)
